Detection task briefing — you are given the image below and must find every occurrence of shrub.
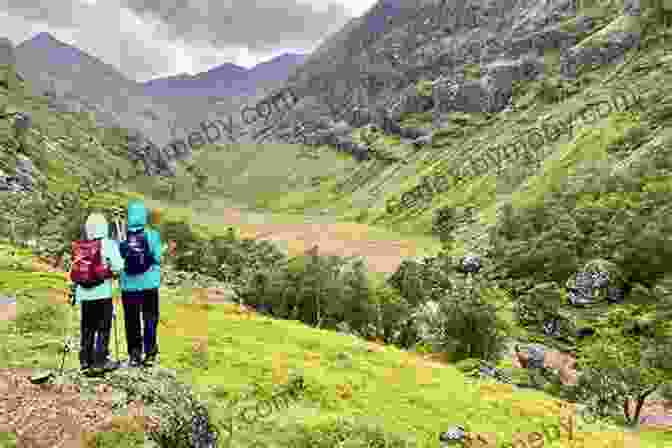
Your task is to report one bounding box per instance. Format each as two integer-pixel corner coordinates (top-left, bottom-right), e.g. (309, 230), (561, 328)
(234, 253), (378, 335)
(372, 285), (416, 347)
(287, 416), (418, 448)
(432, 206), (458, 245)
(454, 358), (482, 374)
(387, 254), (453, 306)
(82, 416), (145, 448)
(415, 274), (509, 363)
(487, 160), (672, 303)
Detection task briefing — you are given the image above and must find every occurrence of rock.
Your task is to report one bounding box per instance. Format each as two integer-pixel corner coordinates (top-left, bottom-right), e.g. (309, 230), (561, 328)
(0, 38), (15, 67)
(478, 361), (512, 384)
(0, 295), (16, 305)
(331, 120), (353, 136)
(459, 254), (482, 274)
(575, 327), (595, 339)
(439, 425), (466, 444)
(560, 30), (640, 78)
(480, 56), (544, 112)
(412, 133), (433, 148)
(13, 112), (32, 132)
(623, 0), (641, 16)
(11, 155), (40, 191)
(336, 137), (355, 152)
(516, 343), (547, 370)
(352, 143), (370, 161)
(399, 126), (431, 140)
(126, 131), (176, 177)
(543, 317), (561, 337)
(434, 79), (492, 113)
(566, 259), (627, 306)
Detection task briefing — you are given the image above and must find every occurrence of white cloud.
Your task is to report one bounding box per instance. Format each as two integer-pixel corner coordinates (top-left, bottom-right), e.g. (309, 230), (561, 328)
(1, 0), (378, 81)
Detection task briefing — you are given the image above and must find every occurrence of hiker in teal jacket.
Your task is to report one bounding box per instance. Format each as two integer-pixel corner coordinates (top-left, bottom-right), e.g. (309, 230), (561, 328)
(73, 213), (124, 372)
(119, 200), (163, 367)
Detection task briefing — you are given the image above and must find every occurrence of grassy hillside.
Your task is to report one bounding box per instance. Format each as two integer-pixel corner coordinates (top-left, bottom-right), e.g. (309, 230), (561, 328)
(1, 245), (670, 448)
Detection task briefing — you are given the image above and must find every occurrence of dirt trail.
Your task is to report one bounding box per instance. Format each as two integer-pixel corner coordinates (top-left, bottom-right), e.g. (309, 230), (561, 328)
(202, 206), (427, 273)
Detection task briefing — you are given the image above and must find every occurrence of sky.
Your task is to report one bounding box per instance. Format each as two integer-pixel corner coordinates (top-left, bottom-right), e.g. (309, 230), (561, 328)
(0, 0), (378, 82)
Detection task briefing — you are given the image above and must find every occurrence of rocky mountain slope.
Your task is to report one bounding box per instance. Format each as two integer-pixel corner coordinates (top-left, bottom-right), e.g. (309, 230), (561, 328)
(14, 33), (180, 149)
(259, 0), (670, 246)
(10, 33), (305, 175)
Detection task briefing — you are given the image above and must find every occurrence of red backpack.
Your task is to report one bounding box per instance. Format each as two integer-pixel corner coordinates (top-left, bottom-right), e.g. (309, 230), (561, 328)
(70, 240), (113, 288)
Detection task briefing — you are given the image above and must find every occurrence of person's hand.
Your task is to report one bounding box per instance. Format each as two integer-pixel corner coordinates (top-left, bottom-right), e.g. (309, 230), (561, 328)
(68, 283), (77, 306)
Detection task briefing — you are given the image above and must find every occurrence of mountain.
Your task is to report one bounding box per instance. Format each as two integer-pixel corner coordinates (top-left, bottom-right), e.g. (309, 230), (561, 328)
(14, 32), (179, 148)
(141, 63), (248, 96)
(141, 53), (307, 97)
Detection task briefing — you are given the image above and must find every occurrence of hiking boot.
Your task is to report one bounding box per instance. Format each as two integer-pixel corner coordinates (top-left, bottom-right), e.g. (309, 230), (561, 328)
(129, 356), (143, 368)
(143, 353), (158, 367)
(143, 347), (158, 367)
(94, 357), (120, 372)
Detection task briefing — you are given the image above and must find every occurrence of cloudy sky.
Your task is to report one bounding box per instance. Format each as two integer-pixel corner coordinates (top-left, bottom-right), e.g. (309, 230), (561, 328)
(0, 0), (377, 82)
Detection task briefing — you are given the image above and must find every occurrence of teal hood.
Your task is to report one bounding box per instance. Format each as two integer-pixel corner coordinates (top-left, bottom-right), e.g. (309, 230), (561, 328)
(84, 213), (109, 239)
(127, 200), (148, 232)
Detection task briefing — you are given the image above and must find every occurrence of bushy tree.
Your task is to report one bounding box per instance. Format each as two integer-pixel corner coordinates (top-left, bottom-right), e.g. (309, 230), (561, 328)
(487, 159), (672, 304)
(387, 254), (453, 306)
(575, 306), (672, 426)
(415, 273), (509, 363)
(234, 252), (379, 335)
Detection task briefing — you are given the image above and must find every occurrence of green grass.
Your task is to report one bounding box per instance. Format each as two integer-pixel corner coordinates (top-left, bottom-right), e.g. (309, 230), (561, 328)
(1, 248), (671, 448)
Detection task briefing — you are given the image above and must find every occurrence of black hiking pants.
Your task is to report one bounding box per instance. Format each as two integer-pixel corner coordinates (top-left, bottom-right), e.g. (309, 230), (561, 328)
(121, 288), (159, 360)
(79, 297), (113, 368)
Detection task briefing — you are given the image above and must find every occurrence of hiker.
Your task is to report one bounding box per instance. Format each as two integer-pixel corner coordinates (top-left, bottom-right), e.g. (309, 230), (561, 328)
(119, 200), (164, 367)
(71, 213), (124, 373)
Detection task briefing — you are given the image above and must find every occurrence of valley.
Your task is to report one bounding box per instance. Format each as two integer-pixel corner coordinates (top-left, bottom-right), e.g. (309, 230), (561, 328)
(1, 0), (672, 447)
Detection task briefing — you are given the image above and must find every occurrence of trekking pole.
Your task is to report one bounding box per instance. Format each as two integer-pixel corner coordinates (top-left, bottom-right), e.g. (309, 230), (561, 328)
(59, 257), (79, 377)
(113, 294), (120, 363)
(112, 216), (123, 364)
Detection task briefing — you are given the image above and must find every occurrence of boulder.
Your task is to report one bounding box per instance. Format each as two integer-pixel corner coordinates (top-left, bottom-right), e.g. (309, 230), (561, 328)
(0, 155), (42, 193)
(527, 344), (546, 369)
(459, 254), (482, 274)
(560, 30), (640, 78)
(434, 79), (491, 113)
(126, 131), (177, 177)
(331, 120), (353, 136)
(566, 258), (627, 306)
(399, 126), (430, 140)
(13, 112), (32, 132)
(439, 425), (466, 444)
(515, 343), (546, 370)
(480, 56), (544, 112)
(412, 133), (433, 148)
(352, 143), (370, 161)
(336, 137), (355, 152)
(543, 317), (561, 337)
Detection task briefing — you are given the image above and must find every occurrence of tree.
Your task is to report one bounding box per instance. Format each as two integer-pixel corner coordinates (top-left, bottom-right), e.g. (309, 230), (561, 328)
(576, 306), (672, 426)
(416, 272), (510, 362)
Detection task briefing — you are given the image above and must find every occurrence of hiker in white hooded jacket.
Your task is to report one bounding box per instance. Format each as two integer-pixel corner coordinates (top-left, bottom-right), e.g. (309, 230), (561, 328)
(71, 213), (124, 373)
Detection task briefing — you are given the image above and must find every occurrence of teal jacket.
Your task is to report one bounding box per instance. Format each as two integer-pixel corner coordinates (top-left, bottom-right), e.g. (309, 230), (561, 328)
(120, 201), (163, 292)
(74, 214), (124, 302)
